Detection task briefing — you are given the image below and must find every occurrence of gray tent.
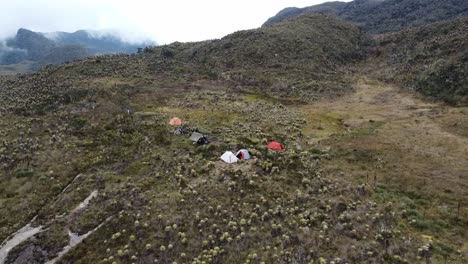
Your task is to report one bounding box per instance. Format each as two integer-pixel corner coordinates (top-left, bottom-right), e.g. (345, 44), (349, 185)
(189, 132), (204, 142)
(190, 132), (209, 145)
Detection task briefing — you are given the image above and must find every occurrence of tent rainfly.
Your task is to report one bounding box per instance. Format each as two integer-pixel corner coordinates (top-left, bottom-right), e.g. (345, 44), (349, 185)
(169, 117), (182, 126)
(221, 151), (239, 164)
(267, 141), (284, 151)
(236, 149), (251, 160)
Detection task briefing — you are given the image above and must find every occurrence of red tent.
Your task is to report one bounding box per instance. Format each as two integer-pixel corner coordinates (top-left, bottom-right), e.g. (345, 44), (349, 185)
(267, 141), (284, 151)
(169, 117), (182, 126)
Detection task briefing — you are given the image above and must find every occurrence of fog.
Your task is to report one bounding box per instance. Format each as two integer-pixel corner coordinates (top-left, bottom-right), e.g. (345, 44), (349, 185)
(0, 0), (351, 44)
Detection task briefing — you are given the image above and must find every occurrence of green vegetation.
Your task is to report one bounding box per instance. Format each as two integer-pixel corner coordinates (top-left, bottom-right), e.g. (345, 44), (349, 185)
(141, 14), (370, 102)
(374, 16), (468, 105)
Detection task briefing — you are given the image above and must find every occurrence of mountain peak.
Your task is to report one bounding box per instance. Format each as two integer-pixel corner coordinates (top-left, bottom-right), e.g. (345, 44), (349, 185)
(17, 28), (33, 34)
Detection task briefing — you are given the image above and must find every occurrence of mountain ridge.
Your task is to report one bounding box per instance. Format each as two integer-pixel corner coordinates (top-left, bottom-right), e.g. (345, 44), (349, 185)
(0, 28), (155, 73)
(263, 0), (468, 33)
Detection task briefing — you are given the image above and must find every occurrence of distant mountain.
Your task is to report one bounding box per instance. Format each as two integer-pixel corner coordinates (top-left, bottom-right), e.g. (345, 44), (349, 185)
(47, 30), (147, 54)
(0, 28), (155, 72)
(264, 0), (468, 33)
(8, 28), (56, 61)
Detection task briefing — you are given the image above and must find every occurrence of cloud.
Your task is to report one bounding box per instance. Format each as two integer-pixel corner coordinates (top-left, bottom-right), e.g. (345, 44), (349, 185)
(0, 1), (129, 40)
(0, 0), (351, 44)
(0, 40), (25, 53)
(0, 40), (28, 65)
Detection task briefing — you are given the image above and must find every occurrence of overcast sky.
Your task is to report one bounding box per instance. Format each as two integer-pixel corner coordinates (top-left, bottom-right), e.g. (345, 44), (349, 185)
(0, 0), (351, 44)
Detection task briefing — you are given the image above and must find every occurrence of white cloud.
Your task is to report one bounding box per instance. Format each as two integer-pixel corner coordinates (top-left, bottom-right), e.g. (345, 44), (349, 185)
(0, 0), (351, 44)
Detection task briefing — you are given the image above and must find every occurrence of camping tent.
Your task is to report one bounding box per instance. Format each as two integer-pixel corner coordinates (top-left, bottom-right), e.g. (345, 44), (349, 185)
(190, 132), (209, 145)
(221, 151), (239, 163)
(267, 141), (284, 151)
(169, 117), (182, 126)
(190, 132), (204, 142)
(236, 149), (251, 160)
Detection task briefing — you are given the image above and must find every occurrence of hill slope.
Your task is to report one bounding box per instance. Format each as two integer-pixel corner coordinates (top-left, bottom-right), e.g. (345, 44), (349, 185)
(264, 0), (468, 33)
(143, 14), (370, 101)
(373, 16), (468, 104)
(0, 14), (370, 116)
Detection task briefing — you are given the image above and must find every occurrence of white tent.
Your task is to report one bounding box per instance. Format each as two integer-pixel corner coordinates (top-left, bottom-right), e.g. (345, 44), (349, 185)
(220, 151), (239, 164)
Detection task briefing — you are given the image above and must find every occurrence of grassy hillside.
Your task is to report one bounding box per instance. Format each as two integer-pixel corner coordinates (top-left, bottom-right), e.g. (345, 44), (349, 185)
(264, 0), (468, 34)
(374, 16), (468, 105)
(143, 14), (370, 101)
(0, 12), (466, 264)
(0, 14), (369, 117)
(263, 1), (347, 26)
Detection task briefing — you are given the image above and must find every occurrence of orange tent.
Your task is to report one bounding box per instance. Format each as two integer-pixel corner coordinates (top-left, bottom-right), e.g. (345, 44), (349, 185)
(169, 117), (182, 126)
(267, 141), (284, 151)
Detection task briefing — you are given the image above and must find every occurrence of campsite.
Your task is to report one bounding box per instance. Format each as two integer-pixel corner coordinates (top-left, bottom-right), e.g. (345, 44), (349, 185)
(169, 117), (280, 165)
